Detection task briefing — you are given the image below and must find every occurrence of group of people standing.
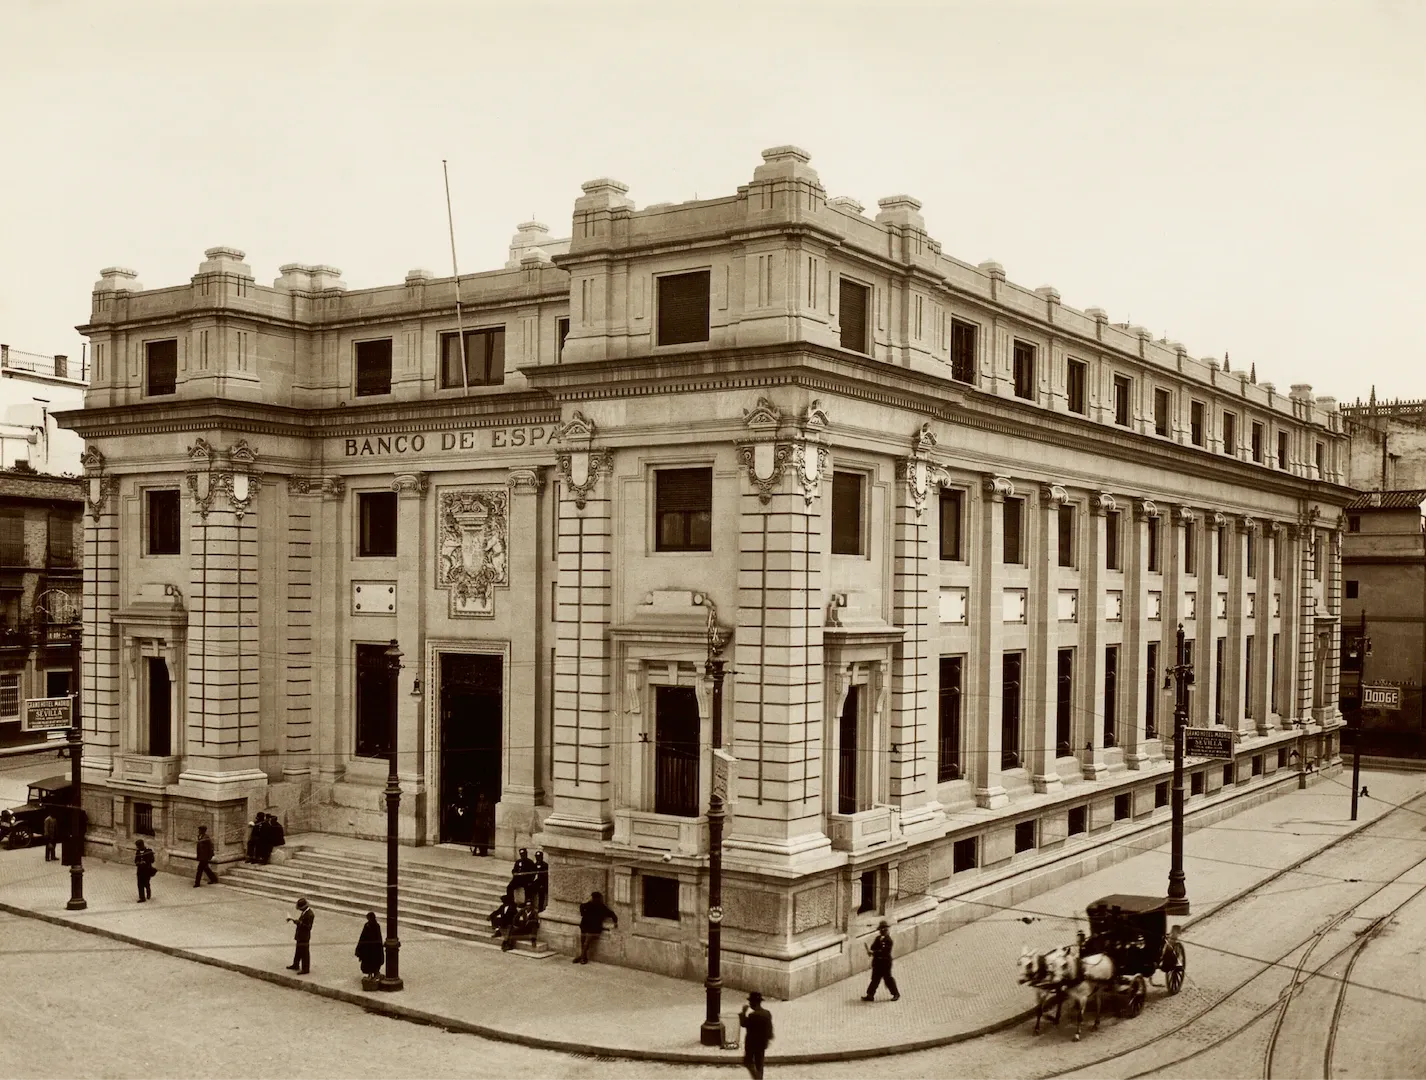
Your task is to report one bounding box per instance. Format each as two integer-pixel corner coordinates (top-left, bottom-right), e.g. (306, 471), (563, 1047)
(246, 812), (285, 864)
(488, 847), (549, 951)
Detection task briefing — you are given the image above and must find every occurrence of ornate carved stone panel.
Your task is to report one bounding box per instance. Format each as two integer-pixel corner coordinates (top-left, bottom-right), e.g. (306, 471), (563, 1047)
(435, 487), (509, 618)
(793, 884), (835, 932)
(723, 887), (783, 932)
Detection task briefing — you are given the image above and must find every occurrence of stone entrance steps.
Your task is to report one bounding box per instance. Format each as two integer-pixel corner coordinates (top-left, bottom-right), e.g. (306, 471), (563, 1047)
(220, 845), (555, 958)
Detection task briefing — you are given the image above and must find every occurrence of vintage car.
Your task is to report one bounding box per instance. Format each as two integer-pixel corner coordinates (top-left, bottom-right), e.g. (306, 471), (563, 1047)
(1, 775), (75, 849)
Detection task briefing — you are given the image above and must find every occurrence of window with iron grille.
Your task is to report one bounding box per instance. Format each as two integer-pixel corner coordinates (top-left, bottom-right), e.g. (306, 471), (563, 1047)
(654, 686), (700, 818)
(642, 874), (681, 920)
(831, 471), (864, 556)
(134, 803), (155, 836)
(1145, 641), (1159, 739)
(0, 674), (17, 717)
(354, 643), (395, 758)
(354, 338), (393, 397)
(1056, 648), (1074, 754)
(439, 327), (505, 388)
(1154, 388), (1171, 436)
(939, 489), (964, 561)
(1104, 646), (1119, 746)
(1067, 359), (1087, 415)
(1002, 652), (1022, 769)
(839, 278), (870, 354)
(950, 319), (977, 383)
(654, 468), (712, 552)
(1012, 341), (1036, 400)
(1106, 510), (1121, 571)
(145, 339), (177, 396)
(938, 657), (963, 782)
(1057, 504), (1075, 568)
(1190, 401), (1205, 446)
(146, 490), (180, 556)
(0, 512), (23, 566)
(657, 271), (711, 346)
(1003, 497), (1024, 565)
(358, 492), (398, 557)
(1113, 375), (1132, 426)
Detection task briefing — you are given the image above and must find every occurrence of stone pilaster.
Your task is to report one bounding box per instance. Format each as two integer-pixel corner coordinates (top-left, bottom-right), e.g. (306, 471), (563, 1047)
(1078, 493), (1108, 776)
(1325, 528), (1343, 725)
(1297, 519), (1319, 719)
(1029, 483), (1066, 793)
(1279, 523), (1304, 726)
(1251, 520), (1273, 733)
(281, 476), (317, 777)
(1224, 515), (1248, 732)
(890, 446), (939, 826)
(972, 475), (1012, 809)
(1113, 493), (1151, 767)
(392, 472), (428, 841)
(81, 450), (119, 774)
(313, 478), (345, 781)
(505, 466), (546, 811)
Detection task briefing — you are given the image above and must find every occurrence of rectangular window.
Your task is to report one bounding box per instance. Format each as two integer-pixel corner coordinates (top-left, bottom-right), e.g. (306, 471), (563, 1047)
(1014, 820), (1036, 853)
(837, 685), (863, 815)
(1272, 533), (1282, 580)
(939, 489), (964, 561)
(0, 513), (23, 566)
(0, 673), (17, 717)
(1315, 442), (1326, 477)
(857, 869), (879, 914)
(1154, 388), (1171, 437)
(952, 837), (978, 873)
(1271, 633), (1280, 714)
(1246, 531), (1257, 578)
(1347, 515), (1361, 533)
(146, 490), (181, 556)
(1251, 422), (1264, 463)
(1146, 641), (1160, 739)
(1214, 637), (1226, 724)
(1104, 645), (1119, 746)
(47, 511), (75, 566)
(1245, 636), (1255, 719)
(354, 338), (393, 397)
(1345, 580), (1359, 599)
(1003, 497), (1024, 565)
(1223, 762), (1236, 786)
(654, 686), (701, 818)
(1057, 504), (1075, 568)
(1215, 524), (1227, 577)
(1185, 521), (1197, 576)
(1012, 341), (1036, 400)
(134, 803), (155, 837)
(1191, 770), (1205, 796)
(1156, 781), (1170, 808)
(1114, 793), (1131, 821)
(1002, 652), (1023, 769)
(938, 657), (963, 782)
(654, 467), (712, 553)
(839, 278), (870, 354)
(1190, 401), (1205, 446)
(642, 875), (681, 920)
(1278, 430), (1290, 469)
(950, 319), (977, 383)
(1147, 516), (1160, 573)
(1067, 359), (1087, 415)
(1252, 754), (1263, 777)
(1314, 532), (1323, 581)
(1069, 806), (1087, 835)
(358, 491), (398, 557)
(1222, 412), (1237, 455)
(145, 339), (177, 396)
(354, 643), (395, 758)
(439, 327), (506, 387)
(657, 270), (712, 346)
(1056, 648), (1073, 754)
(556, 317), (570, 362)
(1106, 510), (1121, 571)
(1113, 375), (1132, 427)
(831, 471), (864, 556)
(46, 669), (71, 698)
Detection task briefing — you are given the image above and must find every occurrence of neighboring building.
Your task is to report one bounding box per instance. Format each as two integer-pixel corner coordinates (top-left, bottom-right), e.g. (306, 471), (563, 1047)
(1340, 489), (1426, 752)
(0, 344), (88, 476)
(58, 147), (1352, 996)
(0, 469), (83, 748)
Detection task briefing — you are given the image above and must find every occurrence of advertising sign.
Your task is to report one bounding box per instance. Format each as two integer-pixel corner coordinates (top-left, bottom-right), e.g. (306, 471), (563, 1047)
(23, 696), (72, 732)
(1362, 684), (1402, 711)
(1184, 727), (1234, 759)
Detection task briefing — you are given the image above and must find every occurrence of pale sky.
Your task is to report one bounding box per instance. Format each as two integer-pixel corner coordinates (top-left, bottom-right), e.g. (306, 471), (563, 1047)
(2, 0), (1422, 403)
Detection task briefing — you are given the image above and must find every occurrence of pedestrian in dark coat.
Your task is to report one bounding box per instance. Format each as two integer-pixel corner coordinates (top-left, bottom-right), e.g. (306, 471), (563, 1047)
(532, 850), (549, 911)
(489, 891), (519, 951)
(575, 890), (618, 964)
(355, 911), (384, 978)
(739, 991), (774, 1079)
(246, 814), (262, 863)
(863, 920), (899, 1001)
(269, 815), (286, 851)
(510, 847), (536, 902)
(42, 811), (58, 861)
(286, 897), (314, 974)
(134, 839), (156, 902)
(194, 825), (218, 886)
(471, 791), (494, 856)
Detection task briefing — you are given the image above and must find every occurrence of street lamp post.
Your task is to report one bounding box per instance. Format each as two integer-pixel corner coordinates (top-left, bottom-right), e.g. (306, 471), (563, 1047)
(1162, 622), (1193, 916)
(65, 623), (85, 911)
(379, 639), (404, 991)
(700, 616), (729, 1048)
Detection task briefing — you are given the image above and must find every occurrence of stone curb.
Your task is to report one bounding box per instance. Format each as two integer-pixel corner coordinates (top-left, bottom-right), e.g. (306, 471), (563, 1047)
(0, 781), (1416, 1066)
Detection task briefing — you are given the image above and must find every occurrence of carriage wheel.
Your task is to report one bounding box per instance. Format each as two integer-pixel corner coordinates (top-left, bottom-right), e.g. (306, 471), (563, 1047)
(1124, 976), (1147, 1018)
(1166, 942), (1186, 995)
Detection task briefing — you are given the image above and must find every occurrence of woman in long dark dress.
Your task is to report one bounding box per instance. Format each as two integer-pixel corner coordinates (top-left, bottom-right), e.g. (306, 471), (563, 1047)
(471, 790), (495, 857)
(355, 911), (384, 978)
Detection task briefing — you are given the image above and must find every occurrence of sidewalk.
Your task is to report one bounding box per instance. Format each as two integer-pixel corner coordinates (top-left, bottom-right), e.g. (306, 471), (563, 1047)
(1, 767), (1423, 1065)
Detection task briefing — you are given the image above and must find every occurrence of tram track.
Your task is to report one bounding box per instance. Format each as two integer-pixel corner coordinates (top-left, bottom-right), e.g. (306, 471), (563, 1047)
(1036, 792), (1426, 1080)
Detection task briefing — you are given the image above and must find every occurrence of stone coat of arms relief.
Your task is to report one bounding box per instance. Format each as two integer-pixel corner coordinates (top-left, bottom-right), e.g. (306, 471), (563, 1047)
(436, 488), (509, 617)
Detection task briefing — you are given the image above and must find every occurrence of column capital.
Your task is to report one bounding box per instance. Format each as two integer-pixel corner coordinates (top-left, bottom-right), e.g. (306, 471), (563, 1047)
(1134, 498), (1160, 521)
(1236, 514), (1259, 535)
(286, 474), (345, 499)
(1091, 491), (1118, 517)
(1210, 510), (1228, 529)
(1174, 504), (1197, 527)
(507, 466), (546, 495)
(392, 472), (429, 498)
(1041, 483), (1069, 507)
(982, 475), (1015, 503)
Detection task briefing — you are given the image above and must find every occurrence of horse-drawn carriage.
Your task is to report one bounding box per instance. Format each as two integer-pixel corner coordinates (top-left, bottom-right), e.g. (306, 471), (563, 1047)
(1018, 893), (1186, 1039)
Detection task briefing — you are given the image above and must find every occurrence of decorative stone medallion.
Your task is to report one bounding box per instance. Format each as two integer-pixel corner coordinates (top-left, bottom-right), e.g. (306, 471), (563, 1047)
(436, 487), (509, 618)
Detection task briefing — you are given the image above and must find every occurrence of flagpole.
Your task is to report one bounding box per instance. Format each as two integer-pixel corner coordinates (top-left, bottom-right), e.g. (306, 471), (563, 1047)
(442, 160), (470, 395)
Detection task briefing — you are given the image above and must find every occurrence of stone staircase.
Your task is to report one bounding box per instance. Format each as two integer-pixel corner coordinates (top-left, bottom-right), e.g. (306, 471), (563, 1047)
(220, 844), (557, 958)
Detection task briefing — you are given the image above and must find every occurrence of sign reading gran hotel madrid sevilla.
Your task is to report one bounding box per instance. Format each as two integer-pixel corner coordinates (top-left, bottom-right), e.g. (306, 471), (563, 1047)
(58, 146), (1353, 998)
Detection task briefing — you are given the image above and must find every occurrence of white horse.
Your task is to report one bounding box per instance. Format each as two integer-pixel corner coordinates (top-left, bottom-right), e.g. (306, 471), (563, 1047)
(1017, 944), (1113, 1041)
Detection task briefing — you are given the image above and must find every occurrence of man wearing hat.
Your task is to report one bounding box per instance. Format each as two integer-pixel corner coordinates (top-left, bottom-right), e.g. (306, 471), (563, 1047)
(286, 897), (315, 974)
(739, 990), (773, 1079)
(864, 919), (899, 1001)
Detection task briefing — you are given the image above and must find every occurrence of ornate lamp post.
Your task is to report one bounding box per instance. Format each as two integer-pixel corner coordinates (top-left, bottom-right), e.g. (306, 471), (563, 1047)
(1162, 623), (1193, 916)
(65, 623), (85, 910)
(700, 613), (730, 1047)
(379, 639), (404, 991)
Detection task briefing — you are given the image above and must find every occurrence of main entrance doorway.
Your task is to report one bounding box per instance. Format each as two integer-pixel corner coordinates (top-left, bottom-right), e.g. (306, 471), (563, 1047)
(439, 652), (503, 845)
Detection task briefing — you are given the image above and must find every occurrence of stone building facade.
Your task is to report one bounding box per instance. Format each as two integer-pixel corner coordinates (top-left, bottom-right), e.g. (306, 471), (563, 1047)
(59, 147), (1351, 996)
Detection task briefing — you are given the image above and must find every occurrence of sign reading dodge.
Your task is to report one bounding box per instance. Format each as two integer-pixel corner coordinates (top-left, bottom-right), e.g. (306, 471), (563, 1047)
(23, 696), (72, 732)
(1362, 684), (1402, 711)
(1184, 727), (1235, 759)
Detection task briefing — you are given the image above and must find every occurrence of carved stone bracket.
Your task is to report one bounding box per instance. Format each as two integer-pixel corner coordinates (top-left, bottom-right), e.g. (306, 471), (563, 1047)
(82, 446), (116, 521)
(694, 592), (730, 657)
(392, 472), (430, 498)
(790, 441), (827, 507)
(1265, 519), (1283, 537)
(1042, 483), (1070, 507)
(1093, 492), (1118, 517)
(187, 438), (260, 519)
(897, 457), (931, 518)
(735, 441), (794, 504)
(1211, 511), (1228, 529)
(624, 659), (642, 716)
(983, 475), (1015, 503)
(555, 447), (613, 511)
(1136, 498), (1160, 521)
(1177, 505), (1197, 526)
(508, 466), (546, 495)
(1236, 514), (1258, 535)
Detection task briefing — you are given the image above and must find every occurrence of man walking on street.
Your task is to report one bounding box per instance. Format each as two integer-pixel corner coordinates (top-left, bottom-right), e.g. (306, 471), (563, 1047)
(42, 810), (58, 862)
(864, 920), (899, 1001)
(193, 825), (218, 887)
(286, 897), (314, 974)
(134, 839), (155, 902)
(575, 890), (618, 964)
(739, 990), (774, 1079)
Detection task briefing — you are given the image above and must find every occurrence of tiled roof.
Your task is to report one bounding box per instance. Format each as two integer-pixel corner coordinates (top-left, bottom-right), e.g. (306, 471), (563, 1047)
(1345, 489), (1426, 511)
